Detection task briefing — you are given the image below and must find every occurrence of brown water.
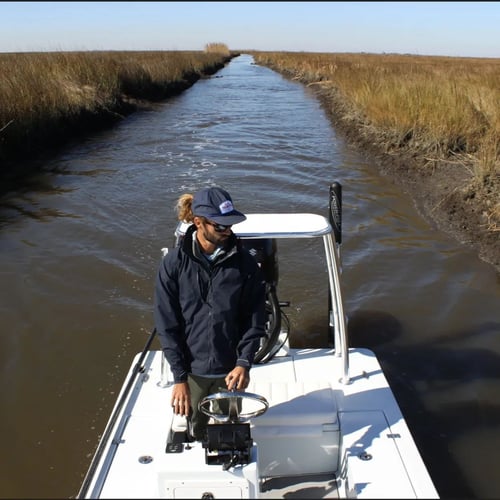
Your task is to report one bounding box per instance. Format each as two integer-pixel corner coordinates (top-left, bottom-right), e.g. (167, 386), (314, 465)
(0, 54), (499, 499)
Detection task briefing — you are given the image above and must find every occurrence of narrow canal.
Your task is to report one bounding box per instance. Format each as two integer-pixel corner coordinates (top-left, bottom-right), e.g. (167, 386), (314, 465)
(0, 54), (499, 498)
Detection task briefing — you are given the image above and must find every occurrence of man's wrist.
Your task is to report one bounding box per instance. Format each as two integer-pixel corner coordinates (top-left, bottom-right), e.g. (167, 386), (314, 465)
(236, 359), (250, 370)
(174, 371), (188, 383)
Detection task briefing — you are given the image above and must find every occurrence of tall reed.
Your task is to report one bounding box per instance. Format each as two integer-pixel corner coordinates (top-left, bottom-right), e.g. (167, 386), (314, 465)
(204, 43), (230, 56)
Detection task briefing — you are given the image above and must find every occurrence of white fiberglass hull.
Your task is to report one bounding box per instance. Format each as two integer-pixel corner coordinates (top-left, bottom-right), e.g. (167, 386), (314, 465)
(79, 346), (438, 499)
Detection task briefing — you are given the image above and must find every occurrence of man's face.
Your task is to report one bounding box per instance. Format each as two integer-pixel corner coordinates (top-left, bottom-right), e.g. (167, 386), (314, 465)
(195, 217), (232, 247)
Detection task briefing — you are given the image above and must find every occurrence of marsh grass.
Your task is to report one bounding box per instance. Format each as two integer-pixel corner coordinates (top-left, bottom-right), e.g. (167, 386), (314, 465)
(251, 51), (499, 231)
(0, 48), (232, 166)
(251, 52), (499, 178)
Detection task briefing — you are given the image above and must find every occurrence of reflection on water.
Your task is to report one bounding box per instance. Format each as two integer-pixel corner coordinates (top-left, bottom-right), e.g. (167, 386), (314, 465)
(0, 54), (499, 498)
(0, 204), (81, 223)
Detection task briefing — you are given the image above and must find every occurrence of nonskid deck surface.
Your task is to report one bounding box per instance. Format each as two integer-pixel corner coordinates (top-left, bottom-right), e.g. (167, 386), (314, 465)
(87, 347), (438, 498)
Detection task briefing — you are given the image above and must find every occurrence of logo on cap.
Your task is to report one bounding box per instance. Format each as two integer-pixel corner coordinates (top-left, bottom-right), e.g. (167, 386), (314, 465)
(219, 200), (234, 214)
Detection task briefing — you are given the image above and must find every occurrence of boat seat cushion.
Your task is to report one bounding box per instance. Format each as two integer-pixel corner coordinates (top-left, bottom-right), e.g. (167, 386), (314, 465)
(247, 380), (337, 426)
(246, 380), (339, 476)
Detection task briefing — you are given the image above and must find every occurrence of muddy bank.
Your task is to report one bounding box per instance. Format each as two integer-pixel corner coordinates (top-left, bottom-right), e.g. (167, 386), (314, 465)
(307, 82), (500, 274)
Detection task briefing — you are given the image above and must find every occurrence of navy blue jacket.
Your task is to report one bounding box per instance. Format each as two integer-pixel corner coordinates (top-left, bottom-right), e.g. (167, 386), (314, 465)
(154, 224), (266, 383)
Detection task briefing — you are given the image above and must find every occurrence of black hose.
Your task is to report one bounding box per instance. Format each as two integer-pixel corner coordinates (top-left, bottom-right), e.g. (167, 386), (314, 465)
(254, 285), (282, 364)
(265, 309), (290, 361)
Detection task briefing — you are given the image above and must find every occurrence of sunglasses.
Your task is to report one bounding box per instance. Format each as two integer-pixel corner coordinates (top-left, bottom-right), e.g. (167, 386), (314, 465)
(205, 219), (232, 232)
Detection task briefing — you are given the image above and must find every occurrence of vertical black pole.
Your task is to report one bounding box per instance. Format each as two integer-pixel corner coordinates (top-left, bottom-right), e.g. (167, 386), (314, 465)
(329, 182), (342, 245)
(328, 182), (342, 347)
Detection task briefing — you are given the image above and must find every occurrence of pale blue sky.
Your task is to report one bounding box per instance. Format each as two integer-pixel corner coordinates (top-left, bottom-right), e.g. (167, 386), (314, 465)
(0, 1), (498, 57)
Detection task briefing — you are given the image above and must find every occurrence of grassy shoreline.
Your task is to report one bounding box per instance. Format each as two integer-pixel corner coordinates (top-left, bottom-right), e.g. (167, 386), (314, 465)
(250, 51), (499, 271)
(0, 47), (237, 174)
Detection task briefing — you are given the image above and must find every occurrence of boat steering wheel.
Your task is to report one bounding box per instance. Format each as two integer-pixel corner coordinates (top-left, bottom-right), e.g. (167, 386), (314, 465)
(199, 391), (269, 423)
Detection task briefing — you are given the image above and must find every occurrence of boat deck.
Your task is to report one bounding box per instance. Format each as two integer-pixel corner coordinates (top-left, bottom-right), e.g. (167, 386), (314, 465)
(81, 345), (438, 499)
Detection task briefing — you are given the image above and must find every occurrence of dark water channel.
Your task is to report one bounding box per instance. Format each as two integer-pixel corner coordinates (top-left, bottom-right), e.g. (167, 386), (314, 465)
(0, 54), (499, 498)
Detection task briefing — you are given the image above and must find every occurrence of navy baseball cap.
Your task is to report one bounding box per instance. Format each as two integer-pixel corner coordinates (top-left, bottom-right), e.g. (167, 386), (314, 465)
(192, 186), (247, 225)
